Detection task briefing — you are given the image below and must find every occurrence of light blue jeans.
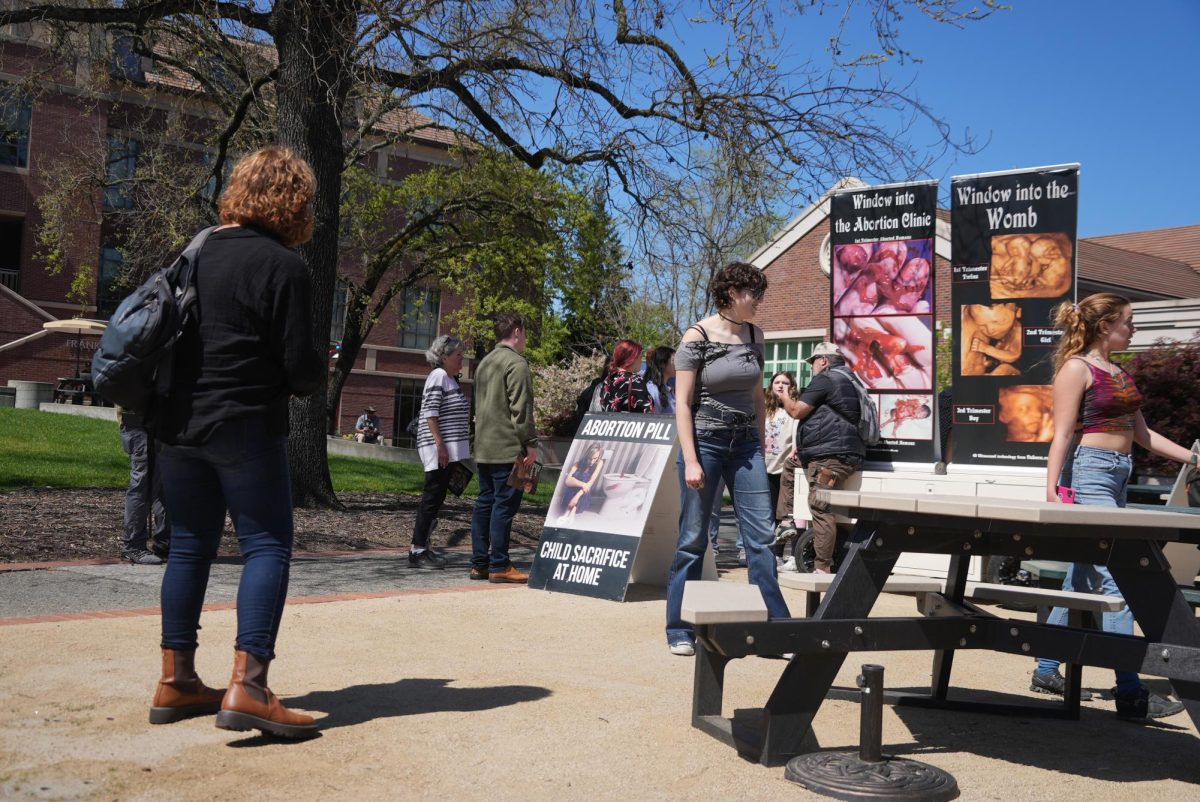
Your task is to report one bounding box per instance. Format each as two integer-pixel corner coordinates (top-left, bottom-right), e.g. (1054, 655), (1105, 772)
(1035, 445), (1140, 695)
(666, 427), (790, 645)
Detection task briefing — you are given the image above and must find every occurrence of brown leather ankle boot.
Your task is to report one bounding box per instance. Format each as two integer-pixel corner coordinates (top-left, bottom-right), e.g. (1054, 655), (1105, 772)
(215, 649), (317, 739)
(149, 648), (225, 724)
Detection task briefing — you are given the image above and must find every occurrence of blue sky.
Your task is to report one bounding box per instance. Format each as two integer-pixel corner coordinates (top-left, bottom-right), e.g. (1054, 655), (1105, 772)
(670, 1), (1199, 238)
(890, 0), (1200, 236)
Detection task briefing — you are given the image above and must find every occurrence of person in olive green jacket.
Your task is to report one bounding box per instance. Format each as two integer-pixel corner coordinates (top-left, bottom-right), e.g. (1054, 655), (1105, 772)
(469, 311), (538, 583)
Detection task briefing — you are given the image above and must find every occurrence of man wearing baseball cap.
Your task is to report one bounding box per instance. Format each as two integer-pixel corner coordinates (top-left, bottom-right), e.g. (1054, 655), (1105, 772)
(782, 342), (865, 573)
(355, 404), (382, 444)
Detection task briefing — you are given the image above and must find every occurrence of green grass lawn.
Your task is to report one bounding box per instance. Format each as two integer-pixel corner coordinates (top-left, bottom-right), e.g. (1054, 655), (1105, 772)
(0, 408), (552, 505)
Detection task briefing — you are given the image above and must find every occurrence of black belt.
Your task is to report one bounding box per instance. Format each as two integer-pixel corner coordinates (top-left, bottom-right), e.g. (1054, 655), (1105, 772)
(696, 403), (756, 428)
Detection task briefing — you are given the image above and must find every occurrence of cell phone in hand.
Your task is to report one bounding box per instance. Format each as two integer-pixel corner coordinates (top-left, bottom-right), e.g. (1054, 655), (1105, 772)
(1056, 485), (1076, 504)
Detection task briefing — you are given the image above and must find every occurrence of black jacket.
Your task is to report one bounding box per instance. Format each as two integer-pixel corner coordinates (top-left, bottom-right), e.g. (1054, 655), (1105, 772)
(797, 367), (865, 464)
(156, 226), (324, 445)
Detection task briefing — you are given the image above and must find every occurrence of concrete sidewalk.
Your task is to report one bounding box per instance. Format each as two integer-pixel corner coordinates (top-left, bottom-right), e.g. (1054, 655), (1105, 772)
(0, 544), (535, 622)
(1, 556), (1199, 800)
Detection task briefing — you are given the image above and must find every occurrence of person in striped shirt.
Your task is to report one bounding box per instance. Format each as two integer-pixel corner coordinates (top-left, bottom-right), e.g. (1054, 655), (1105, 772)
(410, 335), (471, 569)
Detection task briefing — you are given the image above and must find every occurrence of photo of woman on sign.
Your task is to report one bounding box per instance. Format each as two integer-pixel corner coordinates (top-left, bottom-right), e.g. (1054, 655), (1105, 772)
(548, 439), (669, 536)
(555, 444), (606, 524)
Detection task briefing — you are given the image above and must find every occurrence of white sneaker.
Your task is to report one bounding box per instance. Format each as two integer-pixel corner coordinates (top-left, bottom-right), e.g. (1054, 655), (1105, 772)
(669, 641), (695, 656)
(780, 556), (798, 572)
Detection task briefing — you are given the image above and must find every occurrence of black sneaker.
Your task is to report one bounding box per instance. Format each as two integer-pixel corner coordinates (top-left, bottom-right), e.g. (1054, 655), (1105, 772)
(122, 548), (163, 566)
(1030, 671), (1093, 701)
(149, 540), (170, 560)
(1113, 686), (1185, 721)
(408, 549), (446, 569)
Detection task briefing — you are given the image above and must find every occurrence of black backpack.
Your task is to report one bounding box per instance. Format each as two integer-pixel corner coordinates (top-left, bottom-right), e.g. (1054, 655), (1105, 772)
(91, 227), (216, 416)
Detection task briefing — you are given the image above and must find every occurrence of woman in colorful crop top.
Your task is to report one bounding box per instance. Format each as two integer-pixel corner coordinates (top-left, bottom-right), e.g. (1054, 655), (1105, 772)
(1035, 292), (1198, 721)
(663, 262), (790, 656)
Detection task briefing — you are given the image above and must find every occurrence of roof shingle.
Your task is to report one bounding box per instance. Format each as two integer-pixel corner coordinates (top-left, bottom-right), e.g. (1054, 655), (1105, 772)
(1085, 224), (1200, 272)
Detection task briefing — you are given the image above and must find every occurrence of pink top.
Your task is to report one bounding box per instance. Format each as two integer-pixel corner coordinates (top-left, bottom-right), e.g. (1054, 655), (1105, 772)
(1075, 359), (1142, 434)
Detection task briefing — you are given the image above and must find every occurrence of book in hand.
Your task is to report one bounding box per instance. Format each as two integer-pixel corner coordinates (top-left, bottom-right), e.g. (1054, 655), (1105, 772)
(446, 461), (474, 497)
(507, 460), (543, 495)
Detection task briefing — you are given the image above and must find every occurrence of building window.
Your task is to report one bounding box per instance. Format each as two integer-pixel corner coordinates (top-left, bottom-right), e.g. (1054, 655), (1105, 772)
(97, 247), (124, 318)
(763, 338), (821, 389)
(0, 217), (22, 292)
(109, 32), (146, 83)
(0, 88), (32, 168)
(398, 286), (439, 350)
(104, 136), (139, 209)
(393, 377), (424, 446)
(330, 280), (348, 343)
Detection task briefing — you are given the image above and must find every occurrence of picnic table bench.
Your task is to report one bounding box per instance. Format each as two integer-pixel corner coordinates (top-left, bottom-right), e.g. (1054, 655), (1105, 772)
(52, 376), (109, 406)
(683, 490), (1200, 767)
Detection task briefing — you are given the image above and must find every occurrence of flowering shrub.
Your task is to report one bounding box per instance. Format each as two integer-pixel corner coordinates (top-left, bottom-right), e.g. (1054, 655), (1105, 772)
(533, 350), (606, 436)
(1126, 336), (1200, 476)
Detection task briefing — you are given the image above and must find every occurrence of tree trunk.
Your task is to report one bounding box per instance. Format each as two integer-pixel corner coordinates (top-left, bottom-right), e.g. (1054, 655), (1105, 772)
(275, 0), (359, 509)
(326, 305), (367, 434)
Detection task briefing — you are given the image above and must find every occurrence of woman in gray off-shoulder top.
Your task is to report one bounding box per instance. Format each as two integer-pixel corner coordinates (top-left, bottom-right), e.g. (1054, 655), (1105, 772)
(664, 262), (790, 655)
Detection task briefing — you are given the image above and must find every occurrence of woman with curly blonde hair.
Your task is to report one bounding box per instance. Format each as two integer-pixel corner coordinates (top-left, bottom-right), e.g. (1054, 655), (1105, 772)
(1031, 292), (1197, 721)
(149, 146), (325, 739)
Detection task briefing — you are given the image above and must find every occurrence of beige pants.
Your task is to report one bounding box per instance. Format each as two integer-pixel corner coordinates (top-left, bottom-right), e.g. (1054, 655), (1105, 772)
(777, 453), (801, 521)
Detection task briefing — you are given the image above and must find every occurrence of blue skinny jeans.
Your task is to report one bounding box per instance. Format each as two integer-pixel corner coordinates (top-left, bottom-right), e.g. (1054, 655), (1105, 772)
(158, 416), (294, 661)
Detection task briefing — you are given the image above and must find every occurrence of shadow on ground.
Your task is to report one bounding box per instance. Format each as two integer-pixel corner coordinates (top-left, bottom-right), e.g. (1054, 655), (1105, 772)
(621, 584), (668, 603)
(862, 688), (1200, 785)
(282, 678), (553, 731)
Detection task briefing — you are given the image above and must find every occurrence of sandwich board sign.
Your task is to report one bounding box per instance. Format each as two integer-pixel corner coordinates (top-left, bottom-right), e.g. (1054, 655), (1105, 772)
(528, 412), (713, 601)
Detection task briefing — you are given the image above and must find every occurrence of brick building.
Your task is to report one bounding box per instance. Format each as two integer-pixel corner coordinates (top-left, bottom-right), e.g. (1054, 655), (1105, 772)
(751, 179), (1200, 386)
(0, 21), (473, 443)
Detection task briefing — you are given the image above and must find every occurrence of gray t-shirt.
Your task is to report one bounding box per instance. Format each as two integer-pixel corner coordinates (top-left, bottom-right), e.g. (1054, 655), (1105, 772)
(675, 331), (764, 430)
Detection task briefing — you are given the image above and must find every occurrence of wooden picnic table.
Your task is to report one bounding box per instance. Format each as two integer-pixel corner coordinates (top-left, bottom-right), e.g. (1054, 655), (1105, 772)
(689, 490), (1200, 767)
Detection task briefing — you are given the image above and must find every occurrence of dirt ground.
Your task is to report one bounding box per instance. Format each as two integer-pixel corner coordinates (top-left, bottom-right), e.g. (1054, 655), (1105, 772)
(0, 488), (548, 564)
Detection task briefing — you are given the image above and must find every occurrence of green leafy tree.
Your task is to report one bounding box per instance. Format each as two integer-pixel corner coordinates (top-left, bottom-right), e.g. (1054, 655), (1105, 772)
(1127, 337), (1200, 477)
(3, 0), (1000, 507)
(333, 150), (597, 429)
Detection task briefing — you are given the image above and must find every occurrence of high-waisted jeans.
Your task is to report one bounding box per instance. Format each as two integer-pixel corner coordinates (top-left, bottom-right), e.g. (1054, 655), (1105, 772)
(666, 426), (791, 645)
(1035, 445), (1140, 695)
(158, 416), (294, 660)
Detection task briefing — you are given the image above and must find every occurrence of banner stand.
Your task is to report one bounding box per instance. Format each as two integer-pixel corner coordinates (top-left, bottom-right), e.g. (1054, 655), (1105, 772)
(626, 454), (718, 586)
(528, 413), (714, 602)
